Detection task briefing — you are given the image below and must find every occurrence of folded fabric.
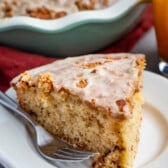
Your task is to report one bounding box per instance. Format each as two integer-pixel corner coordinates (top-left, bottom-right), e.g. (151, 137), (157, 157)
(0, 5), (153, 92)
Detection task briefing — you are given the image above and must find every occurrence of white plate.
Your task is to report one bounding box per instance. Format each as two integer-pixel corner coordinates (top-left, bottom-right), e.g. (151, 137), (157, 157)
(0, 71), (168, 168)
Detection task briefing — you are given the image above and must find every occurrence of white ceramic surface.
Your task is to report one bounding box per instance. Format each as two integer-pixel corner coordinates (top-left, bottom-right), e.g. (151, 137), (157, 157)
(0, 71), (168, 168)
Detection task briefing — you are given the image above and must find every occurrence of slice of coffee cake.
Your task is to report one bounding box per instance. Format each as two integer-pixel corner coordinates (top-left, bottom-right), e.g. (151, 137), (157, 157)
(11, 53), (145, 168)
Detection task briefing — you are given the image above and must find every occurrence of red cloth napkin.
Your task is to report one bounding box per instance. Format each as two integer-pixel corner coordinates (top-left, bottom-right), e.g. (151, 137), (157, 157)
(0, 5), (153, 92)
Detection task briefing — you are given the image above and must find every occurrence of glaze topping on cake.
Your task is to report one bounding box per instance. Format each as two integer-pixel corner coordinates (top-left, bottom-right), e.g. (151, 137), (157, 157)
(13, 53), (145, 118)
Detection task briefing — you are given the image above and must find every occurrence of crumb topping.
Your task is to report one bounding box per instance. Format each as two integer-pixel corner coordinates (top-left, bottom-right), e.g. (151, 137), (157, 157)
(76, 78), (88, 88)
(12, 53), (145, 118)
(0, 0), (118, 19)
(26, 6), (67, 19)
(116, 99), (126, 112)
(91, 69), (97, 73)
(37, 73), (53, 93)
(82, 62), (103, 69)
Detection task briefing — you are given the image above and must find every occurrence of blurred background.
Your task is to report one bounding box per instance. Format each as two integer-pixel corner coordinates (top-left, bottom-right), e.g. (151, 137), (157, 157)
(0, 1), (159, 91)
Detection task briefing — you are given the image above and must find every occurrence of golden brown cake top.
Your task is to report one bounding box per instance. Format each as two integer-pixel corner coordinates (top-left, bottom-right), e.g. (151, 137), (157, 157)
(12, 53), (145, 118)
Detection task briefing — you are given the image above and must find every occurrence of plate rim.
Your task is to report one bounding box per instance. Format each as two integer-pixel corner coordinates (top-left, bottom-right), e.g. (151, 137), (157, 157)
(1, 70), (168, 168)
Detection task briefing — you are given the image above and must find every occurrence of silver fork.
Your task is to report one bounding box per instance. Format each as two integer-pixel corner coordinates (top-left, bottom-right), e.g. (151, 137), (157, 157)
(0, 91), (97, 165)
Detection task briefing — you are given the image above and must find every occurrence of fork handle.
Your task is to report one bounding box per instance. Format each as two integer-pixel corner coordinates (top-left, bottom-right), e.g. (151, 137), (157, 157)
(0, 91), (36, 127)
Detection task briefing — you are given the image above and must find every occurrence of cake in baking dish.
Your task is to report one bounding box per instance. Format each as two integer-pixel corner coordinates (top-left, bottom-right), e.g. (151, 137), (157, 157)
(11, 53), (145, 168)
(0, 0), (118, 19)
